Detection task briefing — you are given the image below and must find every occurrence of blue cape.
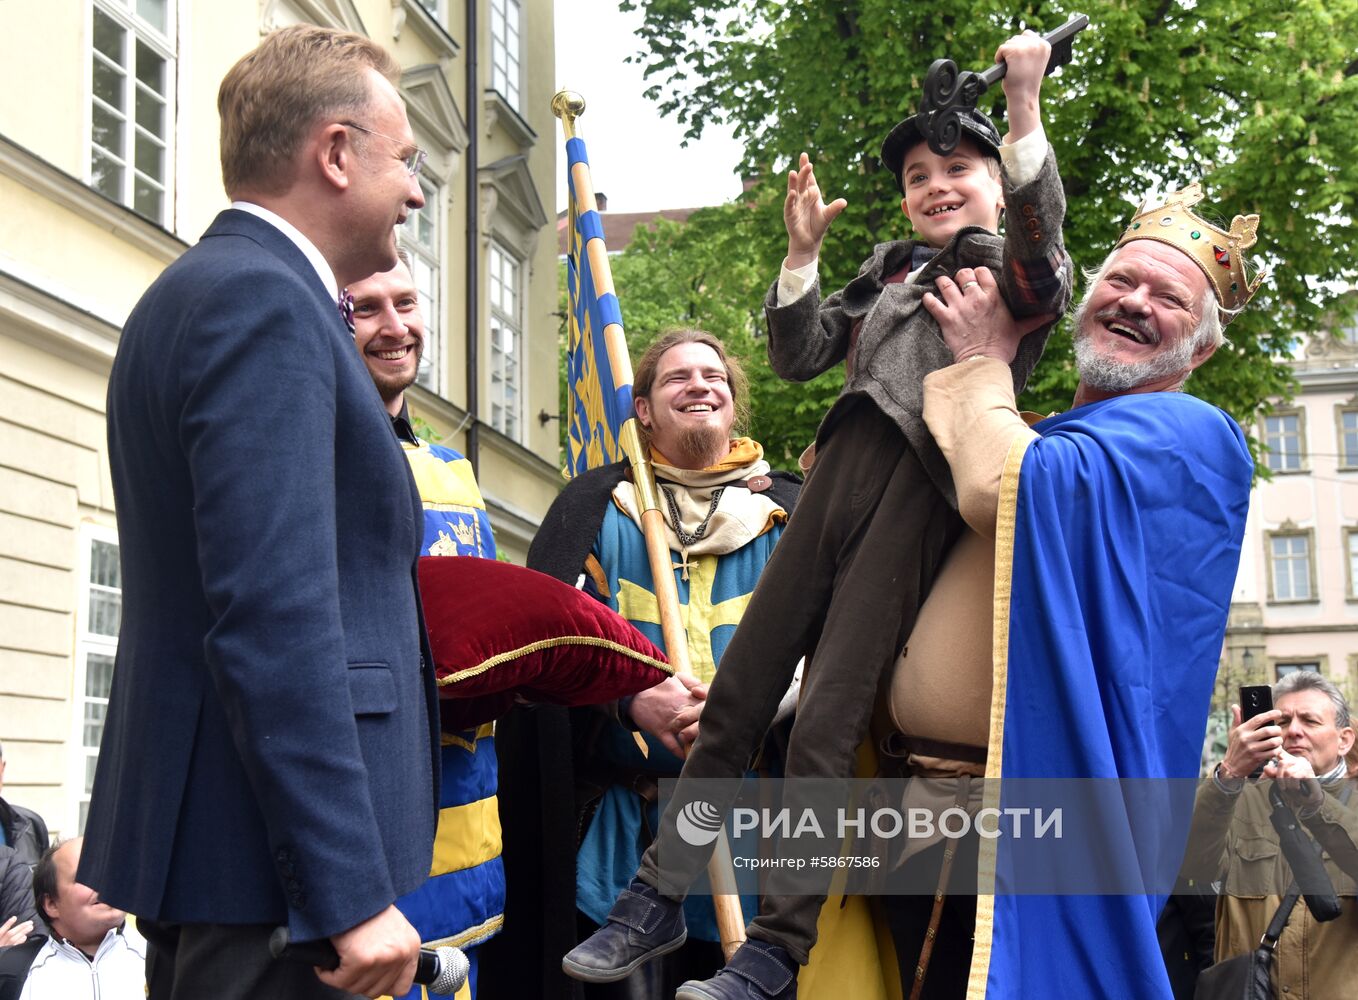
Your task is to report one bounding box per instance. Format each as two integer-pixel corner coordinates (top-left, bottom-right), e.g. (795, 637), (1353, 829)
(969, 392), (1252, 999)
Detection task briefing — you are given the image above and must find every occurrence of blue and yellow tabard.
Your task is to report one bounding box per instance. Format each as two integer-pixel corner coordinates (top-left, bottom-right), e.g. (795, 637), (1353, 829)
(393, 436), (502, 1000)
(575, 442), (789, 944)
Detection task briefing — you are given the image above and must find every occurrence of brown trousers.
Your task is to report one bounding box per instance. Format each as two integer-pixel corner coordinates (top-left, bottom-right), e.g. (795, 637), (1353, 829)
(638, 399), (962, 964)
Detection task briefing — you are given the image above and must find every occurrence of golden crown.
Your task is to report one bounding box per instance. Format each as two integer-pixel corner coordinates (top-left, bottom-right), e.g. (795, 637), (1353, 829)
(1115, 182), (1263, 321)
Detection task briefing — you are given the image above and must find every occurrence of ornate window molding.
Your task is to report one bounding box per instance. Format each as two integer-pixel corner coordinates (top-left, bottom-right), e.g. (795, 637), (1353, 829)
(1261, 408), (1306, 474)
(482, 90), (537, 149)
(393, 0), (460, 63)
(400, 63), (469, 186)
(260, 0), (367, 33)
(1264, 524), (1318, 604)
(478, 154), (548, 260)
(1336, 402), (1358, 471)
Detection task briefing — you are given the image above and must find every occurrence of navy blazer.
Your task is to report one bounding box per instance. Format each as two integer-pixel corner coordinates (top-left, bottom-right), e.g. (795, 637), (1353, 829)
(81, 210), (440, 941)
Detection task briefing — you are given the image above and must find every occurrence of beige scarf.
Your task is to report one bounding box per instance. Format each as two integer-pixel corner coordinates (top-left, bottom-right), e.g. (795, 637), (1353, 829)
(611, 438), (788, 571)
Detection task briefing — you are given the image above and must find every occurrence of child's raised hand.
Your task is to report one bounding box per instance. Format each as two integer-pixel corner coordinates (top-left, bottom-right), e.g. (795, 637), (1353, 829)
(995, 30), (1050, 142)
(784, 153), (847, 269)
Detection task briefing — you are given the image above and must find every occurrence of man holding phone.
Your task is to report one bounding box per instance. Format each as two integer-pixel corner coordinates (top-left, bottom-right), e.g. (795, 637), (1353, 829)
(1181, 671), (1358, 998)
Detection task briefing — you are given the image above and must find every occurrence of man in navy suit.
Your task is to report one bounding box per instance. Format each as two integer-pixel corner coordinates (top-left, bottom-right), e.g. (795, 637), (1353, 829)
(80, 25), (435, 1000)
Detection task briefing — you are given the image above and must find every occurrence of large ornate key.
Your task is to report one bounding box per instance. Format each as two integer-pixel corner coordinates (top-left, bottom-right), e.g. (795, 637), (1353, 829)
(916, 14), (1089, 156)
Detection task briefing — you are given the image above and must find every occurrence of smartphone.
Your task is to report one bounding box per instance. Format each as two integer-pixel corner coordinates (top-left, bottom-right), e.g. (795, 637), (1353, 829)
(1240, 685), (1274, 780)
(1240, 685), (1273, 721)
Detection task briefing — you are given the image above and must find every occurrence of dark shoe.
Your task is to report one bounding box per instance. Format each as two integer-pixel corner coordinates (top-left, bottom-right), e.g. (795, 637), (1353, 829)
(561, 879), (687, 983)
(676, 938), (797, 999)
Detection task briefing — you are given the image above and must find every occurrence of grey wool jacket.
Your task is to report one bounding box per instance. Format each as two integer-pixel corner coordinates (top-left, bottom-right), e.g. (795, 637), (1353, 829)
(763, 146), (1073, 507)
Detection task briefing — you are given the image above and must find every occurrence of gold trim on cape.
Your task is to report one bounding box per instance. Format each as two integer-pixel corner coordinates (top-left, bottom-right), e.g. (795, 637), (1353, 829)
(965, 433), (1034, 999)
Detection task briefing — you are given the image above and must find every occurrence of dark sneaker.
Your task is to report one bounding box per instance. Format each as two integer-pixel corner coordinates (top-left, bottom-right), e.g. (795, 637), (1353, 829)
(676, 938), (797, 1000)
(561, 879), (687, 983)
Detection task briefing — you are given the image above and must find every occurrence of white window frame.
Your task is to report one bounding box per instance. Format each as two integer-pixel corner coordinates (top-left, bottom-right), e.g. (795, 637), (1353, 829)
(490, 0), (522, 111)
(1267, 529), (1315, 603)
(1345, 527), (1358, 600)
(414, 0), (446, 21)
(406, 177), (443, 395)
(69, 523), (122, 835)
(1337, 311), (1358, 346)
(488, 241), (524, 442)
(88, 0), (176, 226)
(1275, 661), (1321, 680)
(1338, 407), (1358, 470)
(1262, 410), (1305, 473)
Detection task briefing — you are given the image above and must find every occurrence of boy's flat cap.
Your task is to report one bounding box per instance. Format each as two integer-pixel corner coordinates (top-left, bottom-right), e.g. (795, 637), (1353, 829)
(880, 108), (1002, 194)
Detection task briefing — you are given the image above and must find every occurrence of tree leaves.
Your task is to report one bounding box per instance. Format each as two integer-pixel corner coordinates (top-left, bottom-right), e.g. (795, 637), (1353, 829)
(596, 0), (1358, 469)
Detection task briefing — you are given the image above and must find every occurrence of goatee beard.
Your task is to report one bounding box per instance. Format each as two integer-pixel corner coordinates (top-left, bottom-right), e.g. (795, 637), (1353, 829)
(675, 424), (729, 469)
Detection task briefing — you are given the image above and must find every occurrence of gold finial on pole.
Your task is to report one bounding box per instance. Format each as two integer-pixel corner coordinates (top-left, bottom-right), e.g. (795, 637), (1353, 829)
(552, 90), (586, 139)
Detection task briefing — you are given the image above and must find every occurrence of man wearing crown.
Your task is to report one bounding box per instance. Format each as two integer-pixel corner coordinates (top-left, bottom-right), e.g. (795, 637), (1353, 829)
(867, 183), (1259, 997)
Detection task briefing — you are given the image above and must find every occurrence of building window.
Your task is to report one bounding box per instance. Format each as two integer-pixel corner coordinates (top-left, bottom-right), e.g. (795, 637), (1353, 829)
(1276, 661), (1321, 680)
(73, 527), (121, 834)
(1347, 528), (1358, 599)
(1267, 531), (1313, 602)
(406, 178), (441, 394)
(414, 0), (444, 20)
(490, 0), (521, 111)
(1262, 411), (1304, 473)
(1339, 408), (1358, 469)
(489, 242), (523, 441)
(1337, 312), (1358, 346)
(90, 0), (174, 225)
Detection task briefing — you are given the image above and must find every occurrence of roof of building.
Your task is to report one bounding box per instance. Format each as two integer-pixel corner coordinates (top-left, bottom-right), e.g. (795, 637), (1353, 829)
(556, 193), (702, 255)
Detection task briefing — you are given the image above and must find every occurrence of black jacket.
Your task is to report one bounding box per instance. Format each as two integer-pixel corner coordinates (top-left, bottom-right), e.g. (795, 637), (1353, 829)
(0, 801), (47, 869)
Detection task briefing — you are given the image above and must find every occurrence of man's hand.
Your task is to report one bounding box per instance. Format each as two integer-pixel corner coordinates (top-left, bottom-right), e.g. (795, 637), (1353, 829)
(996, 30), (1050, 142)
(0, 916), (33, 948)
(784, 153), (847, 270)
(627, 674), (708, 757)
(922, 266), (1053, 364)
(1218, 704), (1283, 785)
(318, 905), (420, 998)
(1264, 747), (1324, 813)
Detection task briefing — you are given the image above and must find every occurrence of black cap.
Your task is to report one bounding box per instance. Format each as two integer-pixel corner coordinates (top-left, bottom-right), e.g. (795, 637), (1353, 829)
(880, 108), (1002, 194)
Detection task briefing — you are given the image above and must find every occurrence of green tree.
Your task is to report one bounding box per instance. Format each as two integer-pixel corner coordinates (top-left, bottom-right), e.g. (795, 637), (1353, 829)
(610, 0), (1358, 445)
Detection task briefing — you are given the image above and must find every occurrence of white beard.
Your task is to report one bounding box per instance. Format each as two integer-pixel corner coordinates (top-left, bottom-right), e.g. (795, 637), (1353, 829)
(1074, 326), (1196, 392)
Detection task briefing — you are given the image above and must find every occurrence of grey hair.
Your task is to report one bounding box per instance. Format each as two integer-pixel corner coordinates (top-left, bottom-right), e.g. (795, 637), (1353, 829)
(395, 245), (412, 270)
(1075, 246), (1224, 352)
(1274, 670), (1351, 731)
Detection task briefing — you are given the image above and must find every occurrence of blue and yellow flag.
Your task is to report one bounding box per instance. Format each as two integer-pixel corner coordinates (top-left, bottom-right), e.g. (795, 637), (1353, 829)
(564, 136), (632, 476)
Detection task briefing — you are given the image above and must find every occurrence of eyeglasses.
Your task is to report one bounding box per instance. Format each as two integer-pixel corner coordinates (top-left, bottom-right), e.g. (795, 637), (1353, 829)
(341, 121), (427, 177)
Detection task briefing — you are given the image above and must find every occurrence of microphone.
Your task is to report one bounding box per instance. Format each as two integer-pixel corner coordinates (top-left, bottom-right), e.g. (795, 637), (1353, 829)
(269, 926), (470, 995)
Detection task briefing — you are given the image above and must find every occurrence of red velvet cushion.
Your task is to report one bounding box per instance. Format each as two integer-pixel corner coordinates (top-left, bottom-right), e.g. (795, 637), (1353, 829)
(418, 557), (671, 729)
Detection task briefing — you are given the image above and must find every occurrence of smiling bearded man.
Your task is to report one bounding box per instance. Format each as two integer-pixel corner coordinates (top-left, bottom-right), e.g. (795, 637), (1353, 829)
(483, 330), (805, 1000)
(348, 251), (500, 999)
(852, 181), (1261, 999)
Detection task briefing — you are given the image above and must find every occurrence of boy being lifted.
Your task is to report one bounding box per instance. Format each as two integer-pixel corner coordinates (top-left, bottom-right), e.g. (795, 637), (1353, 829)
(563, 30), (1072, 1000)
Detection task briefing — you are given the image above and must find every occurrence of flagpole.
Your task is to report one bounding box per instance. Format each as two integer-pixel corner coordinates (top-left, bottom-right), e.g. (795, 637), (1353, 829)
(554, 91), (746, 962)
